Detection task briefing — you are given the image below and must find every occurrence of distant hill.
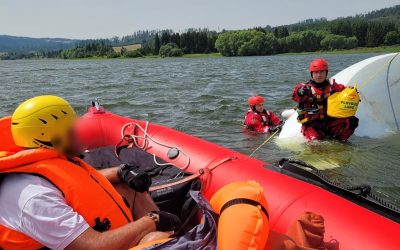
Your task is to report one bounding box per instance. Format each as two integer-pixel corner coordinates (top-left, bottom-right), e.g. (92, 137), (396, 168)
(280, 4), (400, 32)
(1, 5), (399, 55)
(0, 30), (168, 54)
(0, 35), (78, 53)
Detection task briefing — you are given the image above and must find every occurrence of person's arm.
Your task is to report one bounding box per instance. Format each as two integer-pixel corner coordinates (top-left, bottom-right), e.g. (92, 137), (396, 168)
(269, 112), (282, 127)
(244, 112), (266, 133)
(99, 166), (152, 194)
(98, 167), (120, 183)
(292, 83), (309, 103)
(243, 112), (253, 128)
(65, 216), (156, 250)
(17, 175), (159, 250)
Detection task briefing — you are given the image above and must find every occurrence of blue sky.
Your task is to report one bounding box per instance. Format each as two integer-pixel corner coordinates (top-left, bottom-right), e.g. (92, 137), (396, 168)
(0, 0), (398, 39)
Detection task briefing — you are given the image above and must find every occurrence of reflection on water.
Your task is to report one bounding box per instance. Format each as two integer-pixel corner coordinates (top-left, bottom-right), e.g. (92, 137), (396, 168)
(0, 53), (398, 207)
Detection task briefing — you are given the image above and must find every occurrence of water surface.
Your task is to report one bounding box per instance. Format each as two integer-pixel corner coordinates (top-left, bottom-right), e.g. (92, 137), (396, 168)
(0, 53), (398, 207)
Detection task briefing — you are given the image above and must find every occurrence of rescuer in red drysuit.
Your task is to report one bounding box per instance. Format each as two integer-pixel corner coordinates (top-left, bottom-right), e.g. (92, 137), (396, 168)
(244, 95), (282, 133)
(292, 58), (359, 141)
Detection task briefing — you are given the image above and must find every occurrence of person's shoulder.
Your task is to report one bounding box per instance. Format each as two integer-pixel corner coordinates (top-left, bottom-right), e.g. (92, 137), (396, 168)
(246, 110), (258, 116)
(2, 173), (59, 189)
(266, 110), (277, 115)
(0, 174), (63, 230)
(294, 81), (309, 88)
(0, 174), (62, 206)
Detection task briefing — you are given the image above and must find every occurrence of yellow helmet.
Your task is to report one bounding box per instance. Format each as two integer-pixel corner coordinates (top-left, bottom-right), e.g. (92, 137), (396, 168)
(11, 95), (76, 151)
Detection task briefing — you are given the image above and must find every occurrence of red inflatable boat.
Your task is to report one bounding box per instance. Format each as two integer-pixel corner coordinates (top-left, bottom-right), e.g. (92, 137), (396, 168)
(77, 104), (400, 249)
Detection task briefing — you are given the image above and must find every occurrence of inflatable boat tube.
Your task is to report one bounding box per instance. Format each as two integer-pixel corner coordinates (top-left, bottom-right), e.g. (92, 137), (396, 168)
(75, 104), (400, 250)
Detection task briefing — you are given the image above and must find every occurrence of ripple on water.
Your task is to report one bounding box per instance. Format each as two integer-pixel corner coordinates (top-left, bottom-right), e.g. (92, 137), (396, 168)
(0, 54), (398, 208)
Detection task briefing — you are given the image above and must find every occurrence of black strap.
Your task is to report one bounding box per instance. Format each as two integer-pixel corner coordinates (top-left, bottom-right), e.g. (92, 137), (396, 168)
(254, 110), (270, 127)
(220, 198), (269, 220)
(173, 198), (198, 237)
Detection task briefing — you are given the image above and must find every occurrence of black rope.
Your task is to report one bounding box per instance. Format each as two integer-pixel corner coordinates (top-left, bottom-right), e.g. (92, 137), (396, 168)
(278, 158), (400, 214)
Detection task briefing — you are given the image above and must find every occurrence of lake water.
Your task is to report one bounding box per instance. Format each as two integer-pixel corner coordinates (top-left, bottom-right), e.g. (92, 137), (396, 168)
(0, 53), (399, 207)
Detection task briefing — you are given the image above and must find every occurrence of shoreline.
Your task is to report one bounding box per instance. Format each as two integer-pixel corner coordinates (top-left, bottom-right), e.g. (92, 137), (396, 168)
(1, 45), (399, 61)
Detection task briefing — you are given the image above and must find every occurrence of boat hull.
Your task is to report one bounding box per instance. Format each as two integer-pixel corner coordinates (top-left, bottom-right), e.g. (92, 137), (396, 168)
(77, 108), (400, 249)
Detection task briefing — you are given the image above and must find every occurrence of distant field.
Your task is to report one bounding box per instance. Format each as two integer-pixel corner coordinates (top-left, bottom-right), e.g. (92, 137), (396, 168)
(113, 44), (142, 53)
(182, 53), (221, 58)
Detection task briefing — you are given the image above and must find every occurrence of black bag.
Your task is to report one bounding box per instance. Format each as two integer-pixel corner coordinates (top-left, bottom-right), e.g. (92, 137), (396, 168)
(142, 189), (218, 250)
(81, 146), (196, 218)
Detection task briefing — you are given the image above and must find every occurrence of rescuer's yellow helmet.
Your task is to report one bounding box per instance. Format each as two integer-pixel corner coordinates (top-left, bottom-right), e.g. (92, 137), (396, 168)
(11, 95), (76, 151)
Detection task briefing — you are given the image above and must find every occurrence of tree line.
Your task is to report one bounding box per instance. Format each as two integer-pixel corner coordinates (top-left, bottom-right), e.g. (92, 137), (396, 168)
(216, 29), (360, 56)
(216, 16), (399, 56)
(59, 41), (118, 59)
(152, 29), (218, 55)
(1, 5), (399, 60)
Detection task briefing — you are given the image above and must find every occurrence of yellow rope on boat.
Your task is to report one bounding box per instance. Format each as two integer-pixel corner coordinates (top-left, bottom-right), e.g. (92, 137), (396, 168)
(249, 129), (280, 157)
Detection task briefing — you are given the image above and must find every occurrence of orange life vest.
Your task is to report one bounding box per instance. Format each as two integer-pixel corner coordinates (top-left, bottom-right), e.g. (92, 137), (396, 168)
(297, 81), (332, 124)
(0, 117), (133, 250)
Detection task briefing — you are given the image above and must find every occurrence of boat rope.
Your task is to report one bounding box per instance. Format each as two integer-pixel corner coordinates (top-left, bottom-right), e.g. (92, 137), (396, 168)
(385, 52), (399, 130)
(249, 129), (280, 157)
(279, 158), (400, 214)
(118, 122), (191, 171)
(149, 156), (236, 192)
(118, 122), (237, 191)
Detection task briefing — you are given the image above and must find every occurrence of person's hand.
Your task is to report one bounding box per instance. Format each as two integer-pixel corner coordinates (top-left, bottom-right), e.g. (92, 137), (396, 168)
(263, 126), (270, 133)
(270, 121), (284, 133)
(269, 124), (282, 133)
(118, 164), (152, 193)
(157, 211), (182, 232)
(297, 86), (311, 97)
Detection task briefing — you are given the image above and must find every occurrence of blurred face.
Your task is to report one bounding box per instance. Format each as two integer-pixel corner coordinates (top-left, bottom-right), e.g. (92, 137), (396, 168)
(255, 103), (264, 112)
(64, 126), (86, 157)
(312, 70), (327, 84)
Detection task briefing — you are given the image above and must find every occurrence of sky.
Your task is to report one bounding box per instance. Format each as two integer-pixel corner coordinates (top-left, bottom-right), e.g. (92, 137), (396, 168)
(0, 0), (399, 39)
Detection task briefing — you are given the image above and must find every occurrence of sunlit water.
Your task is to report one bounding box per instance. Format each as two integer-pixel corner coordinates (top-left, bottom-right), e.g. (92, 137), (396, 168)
(0, 53), (399, 207)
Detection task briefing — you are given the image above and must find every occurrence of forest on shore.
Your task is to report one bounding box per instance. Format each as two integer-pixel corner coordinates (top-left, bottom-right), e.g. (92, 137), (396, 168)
(1, 5), (399, 60)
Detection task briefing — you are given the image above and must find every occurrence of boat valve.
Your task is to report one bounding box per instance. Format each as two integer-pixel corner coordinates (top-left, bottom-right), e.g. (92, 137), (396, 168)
(167, 148), (180, 159)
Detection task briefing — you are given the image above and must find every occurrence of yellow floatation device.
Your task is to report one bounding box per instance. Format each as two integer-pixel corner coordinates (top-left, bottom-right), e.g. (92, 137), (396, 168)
(327, 84), (360, 118)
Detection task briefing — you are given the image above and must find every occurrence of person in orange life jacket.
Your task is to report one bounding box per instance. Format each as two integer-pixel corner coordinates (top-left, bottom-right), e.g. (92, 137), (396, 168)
(244, 95), (282, 133)
(292, 59), (359, 141)
(0, 95), (178, 250)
